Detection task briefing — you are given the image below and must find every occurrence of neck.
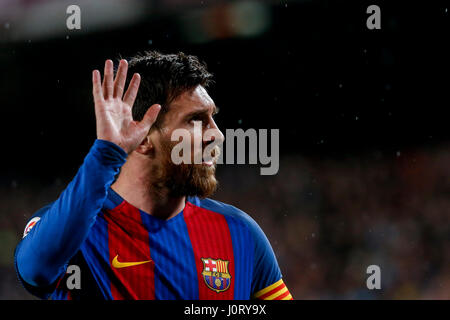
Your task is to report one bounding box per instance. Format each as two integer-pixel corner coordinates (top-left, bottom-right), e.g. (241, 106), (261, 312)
(111, 154), (186, 220)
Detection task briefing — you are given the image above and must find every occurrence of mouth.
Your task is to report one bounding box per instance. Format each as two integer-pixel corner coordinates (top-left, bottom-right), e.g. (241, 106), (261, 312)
(202, 159), (215, 167)
(200, 148), (219, 167)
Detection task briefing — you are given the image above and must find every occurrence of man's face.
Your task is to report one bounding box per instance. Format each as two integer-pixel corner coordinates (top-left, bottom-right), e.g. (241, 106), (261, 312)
(150, 85), (224, 198)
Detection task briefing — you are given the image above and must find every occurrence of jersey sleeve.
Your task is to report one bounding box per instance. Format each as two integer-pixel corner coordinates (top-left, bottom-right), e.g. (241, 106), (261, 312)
(14, 203), (61, 299)
(247, 217), (293, 300)
(14, 139), (127, 299)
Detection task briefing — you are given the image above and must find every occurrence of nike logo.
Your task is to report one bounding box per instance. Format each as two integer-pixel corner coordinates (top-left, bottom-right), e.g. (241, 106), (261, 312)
(111, 254), (152, 269)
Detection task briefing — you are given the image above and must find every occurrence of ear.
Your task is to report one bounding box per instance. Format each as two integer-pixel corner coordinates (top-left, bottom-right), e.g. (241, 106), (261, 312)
(135, 134), (154, 155)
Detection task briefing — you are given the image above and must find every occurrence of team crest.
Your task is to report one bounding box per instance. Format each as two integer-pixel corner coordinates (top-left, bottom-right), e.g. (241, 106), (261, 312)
(201, 258), (231, 293)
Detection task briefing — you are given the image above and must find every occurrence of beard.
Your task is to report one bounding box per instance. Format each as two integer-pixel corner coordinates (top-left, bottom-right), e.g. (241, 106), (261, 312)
(151, 138), (220, 199)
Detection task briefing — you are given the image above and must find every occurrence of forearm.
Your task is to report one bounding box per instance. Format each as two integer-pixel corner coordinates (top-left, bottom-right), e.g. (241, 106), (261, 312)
(16, 139), (127, 287)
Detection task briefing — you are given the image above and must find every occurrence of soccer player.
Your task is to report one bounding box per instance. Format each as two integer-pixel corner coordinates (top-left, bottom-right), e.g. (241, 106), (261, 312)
(14, 51), (293, 300)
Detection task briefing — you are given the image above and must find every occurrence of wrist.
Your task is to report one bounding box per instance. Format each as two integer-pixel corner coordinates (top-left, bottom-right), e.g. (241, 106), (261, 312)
(93, 139), (129, 161)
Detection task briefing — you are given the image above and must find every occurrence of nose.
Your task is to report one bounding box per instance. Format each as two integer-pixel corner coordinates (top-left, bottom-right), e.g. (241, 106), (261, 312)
(203, 118), (224, 145)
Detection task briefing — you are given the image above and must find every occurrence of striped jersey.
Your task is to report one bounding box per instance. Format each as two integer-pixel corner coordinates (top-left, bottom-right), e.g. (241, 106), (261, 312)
(14, 140), (292, 300)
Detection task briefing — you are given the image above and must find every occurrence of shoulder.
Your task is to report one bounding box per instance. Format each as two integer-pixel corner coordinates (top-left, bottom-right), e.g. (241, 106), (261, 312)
(187, 196), (266, 239)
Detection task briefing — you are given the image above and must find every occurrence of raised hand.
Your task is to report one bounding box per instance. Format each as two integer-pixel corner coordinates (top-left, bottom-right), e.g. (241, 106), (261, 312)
(92, 59), (161, 154)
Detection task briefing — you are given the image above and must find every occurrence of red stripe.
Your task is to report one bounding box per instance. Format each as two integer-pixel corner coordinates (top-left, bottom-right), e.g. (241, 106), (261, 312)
(274, 289), (290, 300)
(104, 202), (155, 300)
(55, 274), (64, 289)
(54, 273), (70, 300)
(258, 283), (286, 300)
(184, 202), (235, 300)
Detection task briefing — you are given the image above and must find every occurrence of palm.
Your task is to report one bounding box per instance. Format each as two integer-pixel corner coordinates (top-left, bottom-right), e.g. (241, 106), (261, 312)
(92, 59), (160, 153)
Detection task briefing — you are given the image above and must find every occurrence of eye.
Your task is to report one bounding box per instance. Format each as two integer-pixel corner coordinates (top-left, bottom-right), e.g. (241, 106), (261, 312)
(189, 113), (210, 123)
(189, 115), (201, 123)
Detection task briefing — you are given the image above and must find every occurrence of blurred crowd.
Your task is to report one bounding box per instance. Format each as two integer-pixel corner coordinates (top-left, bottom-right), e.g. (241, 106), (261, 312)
(0, 144), (449, 299)
(216, 144), (450, 299)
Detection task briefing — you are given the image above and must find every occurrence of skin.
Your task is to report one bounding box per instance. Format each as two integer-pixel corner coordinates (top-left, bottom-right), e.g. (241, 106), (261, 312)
(92, 59), (223, 220)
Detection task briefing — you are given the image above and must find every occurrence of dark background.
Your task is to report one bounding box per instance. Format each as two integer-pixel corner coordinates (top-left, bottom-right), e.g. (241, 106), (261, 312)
(0, 0), (449, 299)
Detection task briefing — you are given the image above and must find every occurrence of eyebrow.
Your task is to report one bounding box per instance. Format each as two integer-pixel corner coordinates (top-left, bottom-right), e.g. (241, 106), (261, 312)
(185, 105), (220, 119)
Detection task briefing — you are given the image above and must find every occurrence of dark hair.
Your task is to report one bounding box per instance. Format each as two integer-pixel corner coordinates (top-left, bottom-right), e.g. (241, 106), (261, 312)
(126, 50), (214, 128)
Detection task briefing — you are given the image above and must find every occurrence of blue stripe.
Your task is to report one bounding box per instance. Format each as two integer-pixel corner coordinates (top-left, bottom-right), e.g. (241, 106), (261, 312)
(223, 214), (254, 299)
(140, 210), (199, 300)
(51, 287), (69, 300)
(80, 212), (113, 299)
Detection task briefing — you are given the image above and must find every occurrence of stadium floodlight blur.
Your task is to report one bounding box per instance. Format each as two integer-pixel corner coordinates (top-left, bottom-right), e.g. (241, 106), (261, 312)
(0, 0), (149, 42)
(0, 0), (278, 43)
(178, 1), (271, 43)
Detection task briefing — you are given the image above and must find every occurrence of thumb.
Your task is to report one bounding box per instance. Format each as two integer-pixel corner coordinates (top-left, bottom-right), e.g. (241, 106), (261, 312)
(138, 104), (161, 132)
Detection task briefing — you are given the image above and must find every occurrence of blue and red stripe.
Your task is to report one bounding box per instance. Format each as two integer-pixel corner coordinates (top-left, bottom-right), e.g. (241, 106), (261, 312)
(104, 202), (155, 299)
(184, 201), (235, 300)
(77, 193), (259, 300)
(140, 208), (198, 300)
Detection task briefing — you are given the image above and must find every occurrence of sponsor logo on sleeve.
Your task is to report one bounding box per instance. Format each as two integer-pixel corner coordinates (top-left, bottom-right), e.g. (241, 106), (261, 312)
(23, 217), (41, 238)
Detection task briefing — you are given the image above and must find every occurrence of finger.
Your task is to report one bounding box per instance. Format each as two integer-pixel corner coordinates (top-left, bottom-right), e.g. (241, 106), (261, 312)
(123, 73), (141, 107)
(92, 70), (103, 103)
(102, 59), (114, 99)
(113, 59), (128, 99)
(138, 104), (161, 132)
